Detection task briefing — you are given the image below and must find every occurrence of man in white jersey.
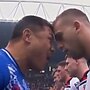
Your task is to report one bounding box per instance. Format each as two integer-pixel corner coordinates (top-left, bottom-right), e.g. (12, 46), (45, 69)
(85, 72), (90, 90)
(55, 60), (79, 90)
(66, 57), (89, 90)
(53, 8), (90, 90)
(52, 66), (65, 90)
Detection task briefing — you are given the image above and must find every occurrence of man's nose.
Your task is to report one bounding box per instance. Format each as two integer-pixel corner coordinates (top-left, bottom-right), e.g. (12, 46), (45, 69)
(65, 65), (68, 71)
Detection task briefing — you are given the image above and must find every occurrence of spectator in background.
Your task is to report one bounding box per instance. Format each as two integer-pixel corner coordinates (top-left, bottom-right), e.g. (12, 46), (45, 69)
(51, 60), (79, 90)
(66, 57), (89, 90)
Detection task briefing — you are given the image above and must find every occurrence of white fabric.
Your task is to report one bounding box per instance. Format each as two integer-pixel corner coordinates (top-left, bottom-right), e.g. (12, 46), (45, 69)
(85, 71), (90, 90)
(64, 77), (79, 90)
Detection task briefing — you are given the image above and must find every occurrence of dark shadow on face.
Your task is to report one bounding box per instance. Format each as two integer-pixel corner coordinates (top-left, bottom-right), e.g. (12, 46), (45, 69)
(54, 26), (85, 60)
(28, 26), (55, 71)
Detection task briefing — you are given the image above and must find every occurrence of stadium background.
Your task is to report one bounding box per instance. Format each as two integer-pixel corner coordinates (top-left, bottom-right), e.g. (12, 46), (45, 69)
(0, 0), (90, 89)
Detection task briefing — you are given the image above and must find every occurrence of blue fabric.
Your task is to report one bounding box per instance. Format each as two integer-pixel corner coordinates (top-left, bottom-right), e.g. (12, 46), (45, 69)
(0, 49), (30, 90)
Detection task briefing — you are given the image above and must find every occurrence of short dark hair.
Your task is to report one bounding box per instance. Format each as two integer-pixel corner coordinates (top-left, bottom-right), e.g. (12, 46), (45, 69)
(56, 60), (66, 68)
(11, 15), (53, 40)
(56, 8), (89, 24)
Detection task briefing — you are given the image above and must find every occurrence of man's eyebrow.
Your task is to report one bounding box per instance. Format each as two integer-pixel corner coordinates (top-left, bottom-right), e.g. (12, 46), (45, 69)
(49, 32), (55, 40)
(65, 62), (69, 65)
(55, 32), (63, 41)
(55, 31), (63, 36)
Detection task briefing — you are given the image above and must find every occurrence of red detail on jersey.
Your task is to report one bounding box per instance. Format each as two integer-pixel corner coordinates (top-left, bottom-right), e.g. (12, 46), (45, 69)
(80, 70), (90, 82)
(65, 77), (72, 87)
(11, 84), (20, 90)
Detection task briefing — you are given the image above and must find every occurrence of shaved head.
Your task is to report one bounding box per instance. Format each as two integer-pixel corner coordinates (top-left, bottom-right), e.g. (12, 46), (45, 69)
(54, 8), (89, 26)
(53, 8), (90, 60)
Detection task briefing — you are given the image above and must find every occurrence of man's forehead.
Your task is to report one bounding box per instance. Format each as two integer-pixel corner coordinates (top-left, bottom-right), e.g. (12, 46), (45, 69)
(66, 57), (76, 63)
(66, 58), (71, 61)
(45, 26), (54, 36)
(66, 59), (69, 64)
(53, 20), (63, 34)
(57, 66), (63, 69)
(38, 26), (54, 38)
(66, 58), (73, 64)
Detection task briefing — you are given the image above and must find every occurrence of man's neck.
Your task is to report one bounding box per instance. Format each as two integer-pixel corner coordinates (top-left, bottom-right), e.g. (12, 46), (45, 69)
(5, 42), (29, 75)
(80, 27), (90, 58)
(77, 66), (89, 80)
(65, 75), (71, 84)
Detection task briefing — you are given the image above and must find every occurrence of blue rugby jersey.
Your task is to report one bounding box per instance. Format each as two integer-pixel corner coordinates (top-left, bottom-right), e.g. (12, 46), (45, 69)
(0, 49), (30, 90)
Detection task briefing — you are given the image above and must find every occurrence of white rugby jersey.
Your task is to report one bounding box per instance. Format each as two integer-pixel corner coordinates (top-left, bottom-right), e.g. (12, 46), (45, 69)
(76, 70), (89, 90)
(85, 71), (90, 90)
(64, 77), (79, 90)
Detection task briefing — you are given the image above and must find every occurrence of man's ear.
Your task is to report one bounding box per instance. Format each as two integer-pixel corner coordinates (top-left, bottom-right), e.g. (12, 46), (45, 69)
(73, 20), (81, 33)
(22, 28), (32, 43)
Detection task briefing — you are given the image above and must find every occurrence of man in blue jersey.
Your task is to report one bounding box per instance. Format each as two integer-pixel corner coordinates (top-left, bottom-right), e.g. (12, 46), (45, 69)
(0, 16), (54, 89)
(53, 8), (90, 90)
